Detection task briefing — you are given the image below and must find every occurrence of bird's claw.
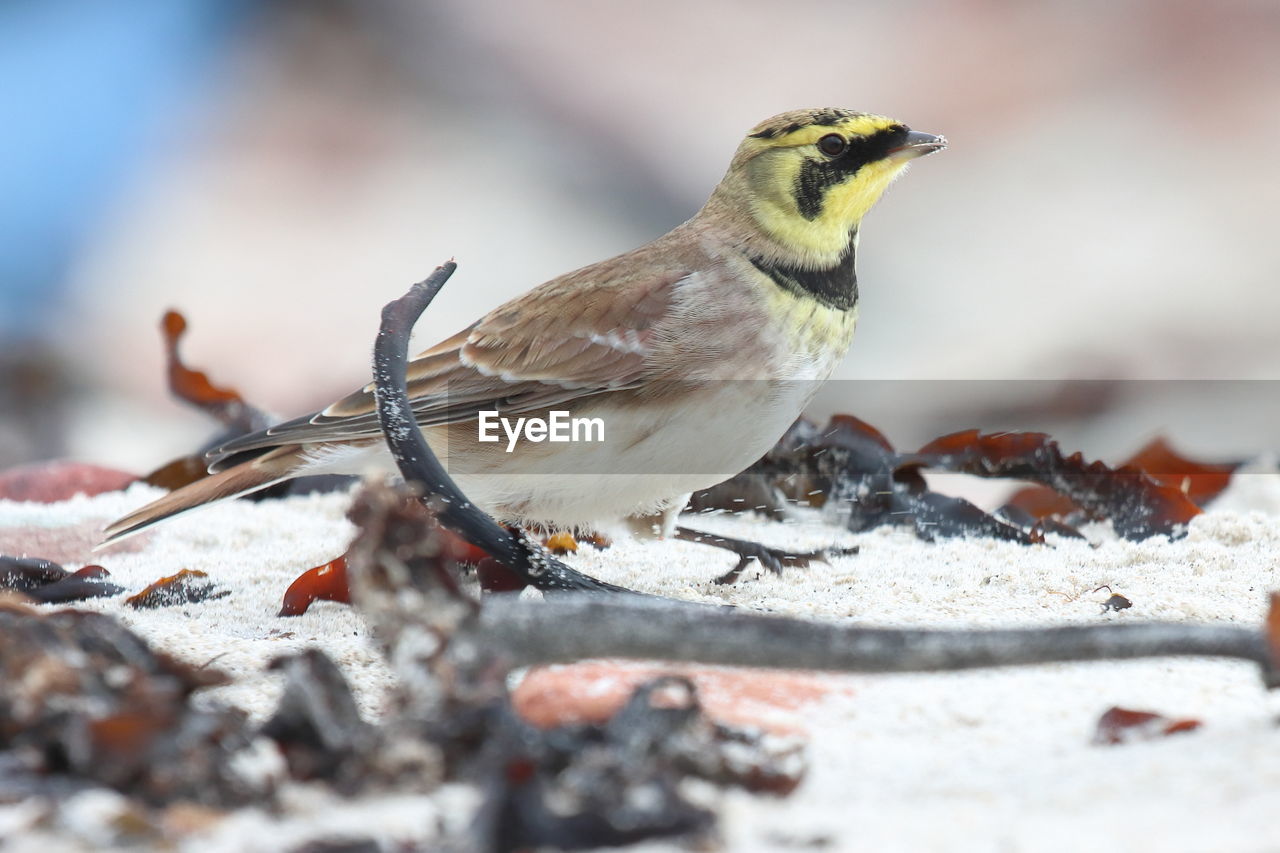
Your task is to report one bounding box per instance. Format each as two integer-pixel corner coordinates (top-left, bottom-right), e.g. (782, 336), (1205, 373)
(673, 527), (858, 585)
(713, 543), (859, 585)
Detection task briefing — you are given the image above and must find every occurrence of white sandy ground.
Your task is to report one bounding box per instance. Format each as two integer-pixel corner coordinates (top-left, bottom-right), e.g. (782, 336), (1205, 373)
(3, 474), (1280, 851)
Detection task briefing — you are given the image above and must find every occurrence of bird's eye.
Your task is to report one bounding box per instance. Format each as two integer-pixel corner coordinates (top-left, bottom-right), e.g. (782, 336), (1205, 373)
(818, 134), (847, 156)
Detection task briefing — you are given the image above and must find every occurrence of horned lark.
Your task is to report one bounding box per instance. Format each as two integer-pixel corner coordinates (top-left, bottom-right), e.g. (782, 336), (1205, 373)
(104, 108), (945, 545)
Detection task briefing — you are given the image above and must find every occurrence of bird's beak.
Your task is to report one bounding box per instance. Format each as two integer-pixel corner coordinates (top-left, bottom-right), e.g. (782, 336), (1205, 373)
(888, 130), (947, 161)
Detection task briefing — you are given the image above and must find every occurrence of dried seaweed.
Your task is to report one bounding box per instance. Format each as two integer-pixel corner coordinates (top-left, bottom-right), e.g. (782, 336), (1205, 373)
(693, 415), (1229, 543)
(471, 677), (790, 851)
(470, 676), (802, 850)
(0, 555), (124, 602)
(159, 309), (269, 436)
(259, 649), (402, 794)
(340, 480), (804, 850)
(694, 415), (1037, 544)
(1092, 706), (1202, 745)
(143, 310), (351, 499)
(0, 555), (66, 589)
(174, 476), (804, 847)
(0, 600), (265, 807)
(911, 430), (1201, 539)
(1007, 436), (1240, 522)
(126, 569), (229, 609)
(475, 557), (533, 593)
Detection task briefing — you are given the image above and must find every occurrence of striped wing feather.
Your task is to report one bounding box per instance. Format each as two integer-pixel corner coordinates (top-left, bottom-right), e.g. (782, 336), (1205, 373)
(208, 269), (684, 469)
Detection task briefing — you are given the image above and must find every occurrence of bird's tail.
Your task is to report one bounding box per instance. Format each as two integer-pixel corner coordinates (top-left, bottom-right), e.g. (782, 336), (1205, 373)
(100, 445), (308, 546)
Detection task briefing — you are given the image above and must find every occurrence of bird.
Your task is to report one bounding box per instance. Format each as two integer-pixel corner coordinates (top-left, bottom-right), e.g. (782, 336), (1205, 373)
(103, 107), (945, 551)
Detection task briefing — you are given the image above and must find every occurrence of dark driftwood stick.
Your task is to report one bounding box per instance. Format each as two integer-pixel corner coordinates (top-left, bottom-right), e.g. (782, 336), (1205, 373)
(479, 595), (1276, 681)
(374, 265), (1279, 686)
(372, 262), (631, 593)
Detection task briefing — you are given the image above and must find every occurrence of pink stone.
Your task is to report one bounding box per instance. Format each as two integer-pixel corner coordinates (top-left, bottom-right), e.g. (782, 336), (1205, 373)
(0, 518), (148, 565)
(512, 660), (853, 736)
(0, 461), (137, 503)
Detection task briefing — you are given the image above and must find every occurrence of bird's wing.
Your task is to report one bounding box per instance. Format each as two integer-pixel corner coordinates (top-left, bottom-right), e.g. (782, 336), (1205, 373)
(208, 268), (687, 467)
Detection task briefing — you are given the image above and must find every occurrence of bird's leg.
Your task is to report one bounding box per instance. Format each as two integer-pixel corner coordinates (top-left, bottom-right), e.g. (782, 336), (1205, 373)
(673, 526), (859, 585)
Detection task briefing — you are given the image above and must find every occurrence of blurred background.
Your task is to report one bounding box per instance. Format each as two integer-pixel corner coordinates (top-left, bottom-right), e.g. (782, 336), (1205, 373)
(3, 0), (1280, 473)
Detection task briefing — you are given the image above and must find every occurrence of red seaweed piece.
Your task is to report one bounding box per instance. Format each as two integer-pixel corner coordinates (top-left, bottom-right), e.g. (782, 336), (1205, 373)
(476, 557), (529, 593)
(162, 310), (253, 424)
(126, 569), (229, 609)
(74, 564), (111, 579)
(1122, 437), (1239, 507)
(544, 532), (579, 554)
(280, 557), (350, 617)
(1092, 706), (1202, 745)
(143, 310), (276, 492)
(142, 454), (213, 492)
(1004, 485), (1078, 521)
(146, 310), (354, 499)
(441, 528), (492, 564)
(913, 430), (1200, 540)
(827, 413), (895, 454)
(279, 528), (493, 616)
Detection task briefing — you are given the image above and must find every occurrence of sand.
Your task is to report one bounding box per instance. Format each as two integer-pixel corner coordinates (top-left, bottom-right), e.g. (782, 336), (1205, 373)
(3, 474), (1280, 851)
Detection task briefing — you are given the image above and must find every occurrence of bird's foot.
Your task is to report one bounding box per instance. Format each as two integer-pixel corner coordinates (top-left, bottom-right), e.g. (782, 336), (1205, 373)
(542, 532), (613, 555)
(674, 526), (859, 585)
(583, 532), (613, 549)
(544, 532), (579, 554)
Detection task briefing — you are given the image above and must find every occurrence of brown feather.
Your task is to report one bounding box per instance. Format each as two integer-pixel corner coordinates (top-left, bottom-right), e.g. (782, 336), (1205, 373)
(207, 262), (690, 467)
(101, 446), (307, 544)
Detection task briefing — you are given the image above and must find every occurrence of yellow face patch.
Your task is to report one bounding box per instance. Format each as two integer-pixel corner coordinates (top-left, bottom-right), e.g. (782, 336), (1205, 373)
(737, 112), (912, 261)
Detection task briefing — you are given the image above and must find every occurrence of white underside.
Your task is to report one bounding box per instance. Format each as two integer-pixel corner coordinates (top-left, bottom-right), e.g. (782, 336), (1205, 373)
(300, 378), (824, 534)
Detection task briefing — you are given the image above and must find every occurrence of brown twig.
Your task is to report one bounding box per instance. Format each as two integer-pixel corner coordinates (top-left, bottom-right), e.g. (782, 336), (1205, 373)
(477, 594), (1279, 686)
(372, 262), (634, 593)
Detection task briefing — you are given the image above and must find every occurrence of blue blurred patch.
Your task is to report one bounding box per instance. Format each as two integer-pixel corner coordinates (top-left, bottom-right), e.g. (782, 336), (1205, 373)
(0, 0), (251, 340)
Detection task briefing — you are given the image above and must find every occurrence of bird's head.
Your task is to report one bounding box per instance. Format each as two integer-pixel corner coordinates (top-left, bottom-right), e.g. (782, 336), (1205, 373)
(712, 108), (945, 264)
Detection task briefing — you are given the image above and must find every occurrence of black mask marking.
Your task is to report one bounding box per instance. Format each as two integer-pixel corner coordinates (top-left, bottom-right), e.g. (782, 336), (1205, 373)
(793, 126), (907, 220)
(749, 108), (860, 140)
